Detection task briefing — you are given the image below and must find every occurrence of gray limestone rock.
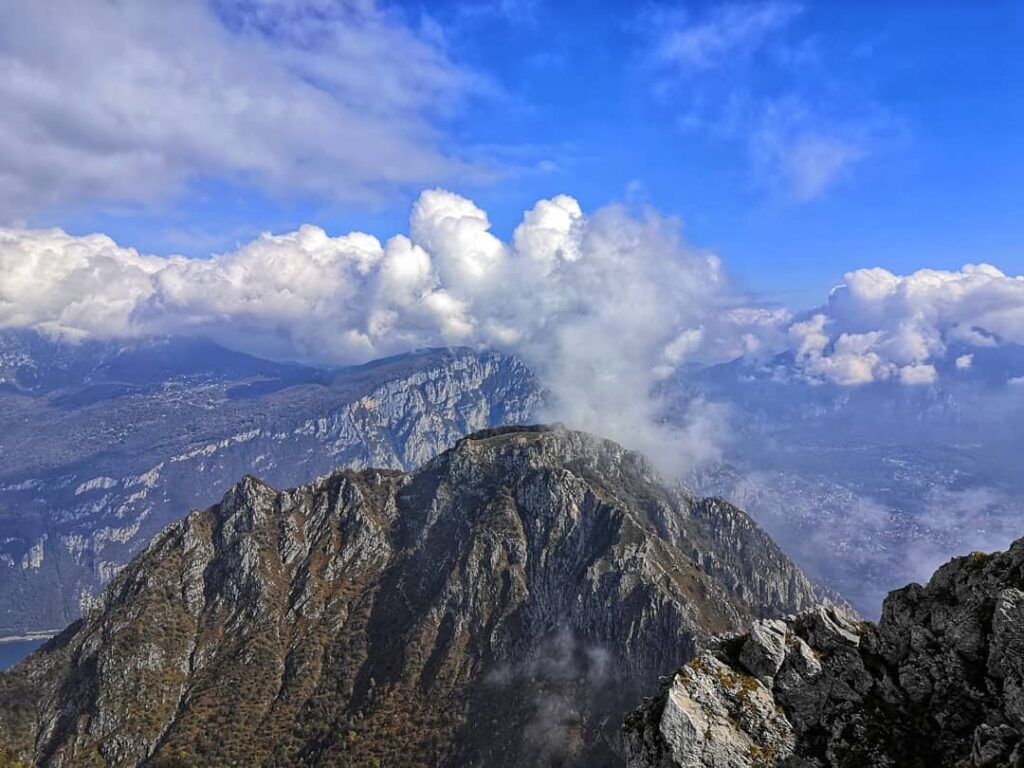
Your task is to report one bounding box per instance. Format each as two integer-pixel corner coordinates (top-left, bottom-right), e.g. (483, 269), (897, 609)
(738, 619), (789, 685)
(626, 542), (1024, 767)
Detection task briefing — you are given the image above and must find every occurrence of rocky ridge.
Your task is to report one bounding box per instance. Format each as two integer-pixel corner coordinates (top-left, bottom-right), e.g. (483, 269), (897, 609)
(625, 537), (1024, 767)
(0, 425), (831, 767)
(0, 332), (541, 632)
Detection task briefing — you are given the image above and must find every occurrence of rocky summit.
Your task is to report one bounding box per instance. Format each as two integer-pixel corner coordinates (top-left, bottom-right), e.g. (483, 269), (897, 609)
(0, 426), (828, 767)
(625, 536), (1024, 768)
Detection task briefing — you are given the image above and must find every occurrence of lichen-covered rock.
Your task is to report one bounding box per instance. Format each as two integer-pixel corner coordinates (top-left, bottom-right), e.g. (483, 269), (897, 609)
(626, 542), (1024, 768)
(0, 426), (830, 768)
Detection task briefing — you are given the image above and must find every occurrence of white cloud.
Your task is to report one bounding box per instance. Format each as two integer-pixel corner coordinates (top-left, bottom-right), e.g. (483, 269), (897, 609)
(782, 264), (1024, 385)
(0, 0), (482, 219)
(0, 190), (747, 474)
(898, 363), (937, 385)
(789, 315), (888, 385)
(751, 101), (867, 201)
(5, 185), (1021, 476)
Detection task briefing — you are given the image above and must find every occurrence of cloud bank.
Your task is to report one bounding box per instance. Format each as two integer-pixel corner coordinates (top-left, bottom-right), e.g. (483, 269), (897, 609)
(0, 190), (741, 473)
(3, 189), (1022, 468)
(788, 264), (1024, 385)
(0, 0), (481, 218)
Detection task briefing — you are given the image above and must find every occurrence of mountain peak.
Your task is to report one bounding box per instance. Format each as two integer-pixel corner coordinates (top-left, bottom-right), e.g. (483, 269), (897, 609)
(0, 426), (832, 767)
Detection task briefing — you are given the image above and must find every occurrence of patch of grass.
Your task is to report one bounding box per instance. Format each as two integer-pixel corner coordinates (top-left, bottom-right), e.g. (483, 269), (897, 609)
(0, 745), (25, 768)
(747, 742), (779, 767)
(714, 666), (761, 707)
(967, 551), (992, 570)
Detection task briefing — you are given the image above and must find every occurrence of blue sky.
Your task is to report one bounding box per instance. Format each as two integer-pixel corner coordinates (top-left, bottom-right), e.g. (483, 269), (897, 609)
(10, 0), (1024, 309)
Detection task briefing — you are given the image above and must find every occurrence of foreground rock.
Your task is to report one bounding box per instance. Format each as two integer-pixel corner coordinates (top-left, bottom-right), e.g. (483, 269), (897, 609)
(0, 426), (829, 767)
(625, 540), (1024, 767)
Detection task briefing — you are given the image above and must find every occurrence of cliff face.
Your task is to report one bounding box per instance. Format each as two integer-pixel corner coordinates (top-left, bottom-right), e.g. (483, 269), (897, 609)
(0, 426), (828, 767)
(626, 537), (1024, 768)
(0, 334), (541, 632)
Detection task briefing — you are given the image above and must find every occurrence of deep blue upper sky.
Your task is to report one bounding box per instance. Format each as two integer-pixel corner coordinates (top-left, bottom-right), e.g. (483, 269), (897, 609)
(19, 0), (1024, 308)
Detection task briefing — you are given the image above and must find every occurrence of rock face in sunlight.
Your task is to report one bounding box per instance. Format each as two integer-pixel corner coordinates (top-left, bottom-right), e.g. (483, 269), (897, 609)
(0, 426), (830, 767)
(0, 330), (542, 634)
(626, 538), (1024, 768)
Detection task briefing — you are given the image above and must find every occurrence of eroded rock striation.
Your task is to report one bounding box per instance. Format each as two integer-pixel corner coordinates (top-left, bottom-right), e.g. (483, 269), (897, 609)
(626, 539), (1024, 768)
(0, 426), (829, 767)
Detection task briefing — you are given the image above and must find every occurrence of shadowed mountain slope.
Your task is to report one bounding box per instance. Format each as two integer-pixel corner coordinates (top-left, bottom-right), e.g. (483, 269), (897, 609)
(0, 426), (832, 767)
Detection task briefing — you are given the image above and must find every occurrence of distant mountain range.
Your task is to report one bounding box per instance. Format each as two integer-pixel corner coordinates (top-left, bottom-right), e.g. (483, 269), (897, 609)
(0, 426), (833, 767)
(0, 330), (542, 633)
(671, 347), (1024, 615)
(5, 327), (1024, 631)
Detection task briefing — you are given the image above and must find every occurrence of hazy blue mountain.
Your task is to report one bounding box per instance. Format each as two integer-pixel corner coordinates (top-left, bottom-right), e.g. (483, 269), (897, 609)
(673, 347), (1024, 615)
(0, 330), (314, 394)
(0, 330), (543, 634)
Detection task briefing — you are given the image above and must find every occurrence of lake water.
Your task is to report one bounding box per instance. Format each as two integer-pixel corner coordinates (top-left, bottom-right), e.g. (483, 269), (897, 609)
(0, 639), (45, 670)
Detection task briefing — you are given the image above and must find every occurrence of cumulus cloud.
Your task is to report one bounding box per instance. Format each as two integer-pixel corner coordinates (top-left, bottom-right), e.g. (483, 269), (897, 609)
(788, 315), (887, 386)
(784, 263), (1024, 385)
(5, 185), (1021, 479)
(0, 0), (482, 218)
(0, 190), (750, 474)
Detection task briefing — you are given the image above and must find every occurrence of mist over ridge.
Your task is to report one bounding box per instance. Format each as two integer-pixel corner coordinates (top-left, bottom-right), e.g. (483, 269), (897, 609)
(5, 189), (1024, 479)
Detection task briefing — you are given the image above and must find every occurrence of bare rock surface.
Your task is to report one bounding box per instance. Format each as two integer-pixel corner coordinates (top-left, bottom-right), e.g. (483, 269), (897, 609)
(626, 540), (1024, 768)
(0, 426), (829, 767)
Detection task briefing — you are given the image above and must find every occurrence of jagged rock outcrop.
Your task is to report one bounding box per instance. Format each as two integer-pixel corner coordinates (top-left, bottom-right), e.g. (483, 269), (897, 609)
(625, 539), (1024, 768)
(0, 426), (830, 767)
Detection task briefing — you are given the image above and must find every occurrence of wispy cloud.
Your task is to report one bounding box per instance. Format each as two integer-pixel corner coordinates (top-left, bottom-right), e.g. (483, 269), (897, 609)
(644, 2), (892, 201)
(715, 471), (1023, 616)
(751, 99), (867, 201)
(655, 2), (802, 69)
(450, 0), (543, 28)
(0, 0), (489, 220)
